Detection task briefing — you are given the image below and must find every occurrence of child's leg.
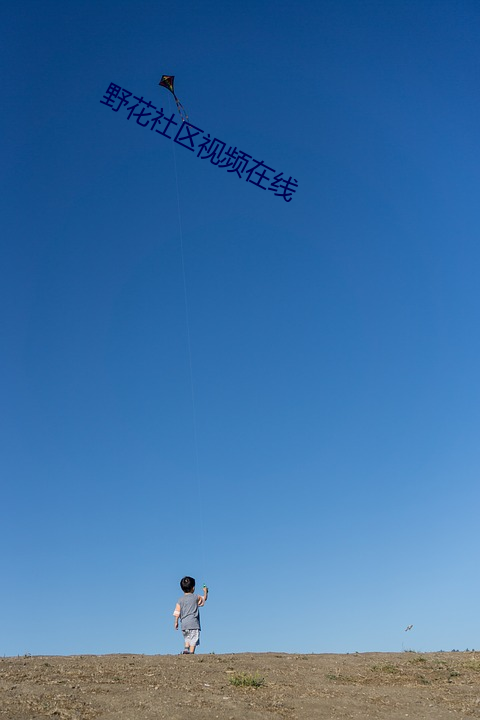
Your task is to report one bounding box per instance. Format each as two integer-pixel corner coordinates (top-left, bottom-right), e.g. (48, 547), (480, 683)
(182, 630), (199, 653)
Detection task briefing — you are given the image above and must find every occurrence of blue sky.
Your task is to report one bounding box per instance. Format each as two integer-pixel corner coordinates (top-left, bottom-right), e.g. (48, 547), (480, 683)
(1, 0), (479, 656)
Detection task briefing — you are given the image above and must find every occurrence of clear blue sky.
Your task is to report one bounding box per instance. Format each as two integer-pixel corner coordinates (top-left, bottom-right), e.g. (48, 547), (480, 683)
(2, 0), (479, 656)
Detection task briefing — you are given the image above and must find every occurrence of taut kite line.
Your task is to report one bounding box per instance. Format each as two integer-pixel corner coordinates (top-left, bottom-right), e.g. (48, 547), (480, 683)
(159, 75), (188, 122)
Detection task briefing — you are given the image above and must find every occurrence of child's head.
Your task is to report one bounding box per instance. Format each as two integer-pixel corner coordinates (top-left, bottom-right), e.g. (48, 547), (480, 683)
(180, 576), (195, 593)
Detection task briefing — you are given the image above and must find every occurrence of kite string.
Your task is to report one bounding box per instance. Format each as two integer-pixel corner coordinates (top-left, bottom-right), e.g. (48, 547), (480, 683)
(170, 127), (207, 574)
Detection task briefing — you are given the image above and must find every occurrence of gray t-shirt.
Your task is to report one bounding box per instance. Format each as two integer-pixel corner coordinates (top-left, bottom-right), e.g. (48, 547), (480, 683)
(178, 593), (201, 631)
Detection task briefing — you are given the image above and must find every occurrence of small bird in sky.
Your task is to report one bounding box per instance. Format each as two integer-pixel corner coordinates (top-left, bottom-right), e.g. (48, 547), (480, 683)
(405, 624), (413, 632)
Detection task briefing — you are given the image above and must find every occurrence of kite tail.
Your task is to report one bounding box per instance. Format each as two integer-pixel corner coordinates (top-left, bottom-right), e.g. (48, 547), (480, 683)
(174, 95), (188, 123)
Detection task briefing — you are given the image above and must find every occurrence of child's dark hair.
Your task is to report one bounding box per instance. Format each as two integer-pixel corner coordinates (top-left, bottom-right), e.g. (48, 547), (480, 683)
(180, 576), (195, 592)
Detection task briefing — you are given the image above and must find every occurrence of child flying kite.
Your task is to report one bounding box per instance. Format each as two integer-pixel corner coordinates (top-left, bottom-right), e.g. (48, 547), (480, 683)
(173, 576), (208, 654)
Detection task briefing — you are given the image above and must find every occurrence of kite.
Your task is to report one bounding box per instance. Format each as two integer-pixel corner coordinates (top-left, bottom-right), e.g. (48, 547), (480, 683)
(405, 625), (413, 632)
(159, 75), (188, 122)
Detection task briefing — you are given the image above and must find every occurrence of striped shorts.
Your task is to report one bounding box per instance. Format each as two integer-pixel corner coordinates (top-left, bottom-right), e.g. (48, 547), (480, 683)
(182, 629), (200, 646)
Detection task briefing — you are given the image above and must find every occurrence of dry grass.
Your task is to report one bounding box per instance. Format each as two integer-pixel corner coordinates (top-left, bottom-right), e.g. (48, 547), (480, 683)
(1, 651), (479, 719)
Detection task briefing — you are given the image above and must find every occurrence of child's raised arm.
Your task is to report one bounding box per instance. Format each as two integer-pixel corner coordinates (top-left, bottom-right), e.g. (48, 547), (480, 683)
(198, 585), (208, 606)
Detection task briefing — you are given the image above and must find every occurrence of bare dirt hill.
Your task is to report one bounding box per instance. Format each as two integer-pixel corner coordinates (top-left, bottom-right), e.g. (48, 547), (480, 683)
(1, 651), (479, 719)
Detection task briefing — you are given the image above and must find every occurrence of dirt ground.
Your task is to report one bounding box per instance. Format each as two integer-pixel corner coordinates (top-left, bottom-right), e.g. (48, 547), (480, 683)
(1, 651), (479, 720)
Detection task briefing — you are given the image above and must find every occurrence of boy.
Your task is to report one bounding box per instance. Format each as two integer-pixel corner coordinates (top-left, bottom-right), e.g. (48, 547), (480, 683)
(173, 576), (208, 654)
